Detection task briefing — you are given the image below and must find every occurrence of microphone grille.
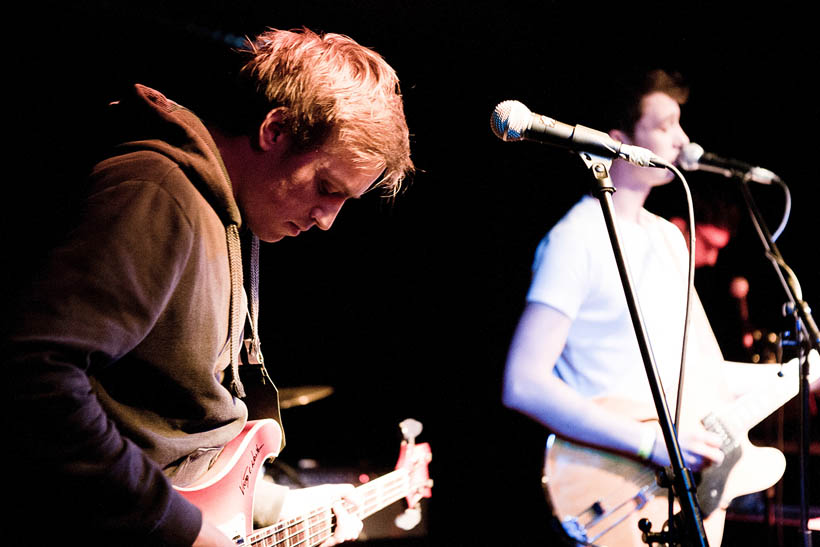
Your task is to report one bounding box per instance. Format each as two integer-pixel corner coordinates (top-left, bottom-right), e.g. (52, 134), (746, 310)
(678, 142), (705, 170)
(490, 100), (532, 142)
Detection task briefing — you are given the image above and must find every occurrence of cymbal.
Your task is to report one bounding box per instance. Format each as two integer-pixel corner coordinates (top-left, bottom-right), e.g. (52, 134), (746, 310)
(240, 367), (335, 419)
(278, 385), (334, 409)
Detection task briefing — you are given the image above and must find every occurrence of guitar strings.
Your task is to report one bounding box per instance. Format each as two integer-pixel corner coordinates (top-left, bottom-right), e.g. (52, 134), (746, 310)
(248, 471), (415, 546)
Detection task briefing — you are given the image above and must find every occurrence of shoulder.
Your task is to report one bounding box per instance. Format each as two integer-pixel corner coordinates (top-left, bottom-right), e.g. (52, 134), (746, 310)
(539, 196), (608, 260)
(89, 150), (216, 227)
(642, 209), (688, 252)
(91, 150), (197, 196)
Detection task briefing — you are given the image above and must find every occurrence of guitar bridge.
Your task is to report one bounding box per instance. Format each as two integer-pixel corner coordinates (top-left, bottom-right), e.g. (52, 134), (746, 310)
(564, 485), (656, 544)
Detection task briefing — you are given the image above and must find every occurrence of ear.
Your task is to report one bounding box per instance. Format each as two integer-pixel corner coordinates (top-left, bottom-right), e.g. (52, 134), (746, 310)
(609, 128), (631, 145)
(258, 107), (289, 152)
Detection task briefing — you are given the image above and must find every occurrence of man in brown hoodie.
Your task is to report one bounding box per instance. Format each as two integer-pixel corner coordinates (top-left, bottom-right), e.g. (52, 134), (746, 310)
(6, 28), (413, 547)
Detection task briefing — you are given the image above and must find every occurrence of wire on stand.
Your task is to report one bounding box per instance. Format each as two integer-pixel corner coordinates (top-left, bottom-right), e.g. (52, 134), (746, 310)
(578, 151), (708, 547)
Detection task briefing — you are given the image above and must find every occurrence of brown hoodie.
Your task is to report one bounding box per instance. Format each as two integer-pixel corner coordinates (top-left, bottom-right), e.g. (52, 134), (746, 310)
(7, 84), (263, 545)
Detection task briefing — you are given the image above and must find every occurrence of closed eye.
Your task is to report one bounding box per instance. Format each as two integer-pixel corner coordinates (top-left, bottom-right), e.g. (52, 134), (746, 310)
(319, 180), (341, 197)
(320, 179), (355, 200)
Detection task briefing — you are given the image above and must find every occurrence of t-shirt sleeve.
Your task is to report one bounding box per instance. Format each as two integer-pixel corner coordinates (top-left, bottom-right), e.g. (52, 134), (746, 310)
(526, 217), (593, 321)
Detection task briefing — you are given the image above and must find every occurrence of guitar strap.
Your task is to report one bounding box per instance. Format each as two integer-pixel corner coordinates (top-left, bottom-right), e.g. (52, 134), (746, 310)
(228, 229), (274, 396)
(240, 233), (285, 451)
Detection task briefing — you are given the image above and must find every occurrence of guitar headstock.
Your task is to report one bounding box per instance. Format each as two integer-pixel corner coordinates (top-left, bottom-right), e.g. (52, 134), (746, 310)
(393, 419), (433, 530)
(781, 348), (820, 386)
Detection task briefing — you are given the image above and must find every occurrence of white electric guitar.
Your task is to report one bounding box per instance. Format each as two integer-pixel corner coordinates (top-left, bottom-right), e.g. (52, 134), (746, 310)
(543, 353), (818, 546)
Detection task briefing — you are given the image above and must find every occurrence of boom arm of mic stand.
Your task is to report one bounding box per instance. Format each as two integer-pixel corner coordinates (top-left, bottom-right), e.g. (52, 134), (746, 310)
(737, 179), (817, 547)
(578, 152), (709, 547)
(738, 180), (820, 351)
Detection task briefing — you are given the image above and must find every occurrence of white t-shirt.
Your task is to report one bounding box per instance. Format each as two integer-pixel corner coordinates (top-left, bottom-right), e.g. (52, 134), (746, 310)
(527, 195), (722, 406)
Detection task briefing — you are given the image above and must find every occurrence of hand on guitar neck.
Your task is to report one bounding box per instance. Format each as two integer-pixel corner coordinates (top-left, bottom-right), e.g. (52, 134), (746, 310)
(322, 495), (364, 547)
(189, 508), (367, 547)
(273, 483), (365, 547)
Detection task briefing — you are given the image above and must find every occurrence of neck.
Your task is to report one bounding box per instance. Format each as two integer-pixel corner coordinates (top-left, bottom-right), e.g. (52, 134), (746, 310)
(207, 124), (251, 197)
(609, 163), (652, 223)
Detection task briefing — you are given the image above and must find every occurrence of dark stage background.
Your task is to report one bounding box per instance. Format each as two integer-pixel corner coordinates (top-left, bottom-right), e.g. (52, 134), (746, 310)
(11, 2), (818, 545)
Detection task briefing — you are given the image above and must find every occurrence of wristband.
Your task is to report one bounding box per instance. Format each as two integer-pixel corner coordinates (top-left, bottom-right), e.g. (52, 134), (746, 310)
(636, 424), (657, 461)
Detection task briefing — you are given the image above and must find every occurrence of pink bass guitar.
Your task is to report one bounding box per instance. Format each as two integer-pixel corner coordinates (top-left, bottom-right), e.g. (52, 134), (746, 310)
(176, 419), (432, 546)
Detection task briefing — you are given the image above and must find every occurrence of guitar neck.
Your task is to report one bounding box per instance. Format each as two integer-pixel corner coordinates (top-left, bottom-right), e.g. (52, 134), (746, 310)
(246, 467), (411, 547)
(717, 358), (810, 435)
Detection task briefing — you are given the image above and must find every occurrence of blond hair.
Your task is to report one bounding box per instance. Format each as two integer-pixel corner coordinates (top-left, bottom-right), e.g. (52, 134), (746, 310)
(240, 28), (413, 196)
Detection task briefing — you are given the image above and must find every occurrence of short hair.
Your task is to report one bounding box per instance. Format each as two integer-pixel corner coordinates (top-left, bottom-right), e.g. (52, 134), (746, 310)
(230, 28), (413, 197)
(604, 69), (689, 136)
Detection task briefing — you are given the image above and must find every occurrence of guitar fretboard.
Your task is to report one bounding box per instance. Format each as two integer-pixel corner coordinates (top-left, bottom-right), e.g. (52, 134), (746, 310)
(246, 467), (412, 547)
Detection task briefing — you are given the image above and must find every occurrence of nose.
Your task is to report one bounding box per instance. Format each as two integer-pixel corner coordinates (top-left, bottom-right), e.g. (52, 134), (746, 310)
(676, 123), (690, 149)
(310, 197), (346, 231)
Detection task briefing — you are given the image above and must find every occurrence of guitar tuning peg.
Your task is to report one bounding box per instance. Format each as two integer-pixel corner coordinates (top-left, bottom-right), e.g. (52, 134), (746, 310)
(394, 506), (422, 531)
(399, 418), (423, 442)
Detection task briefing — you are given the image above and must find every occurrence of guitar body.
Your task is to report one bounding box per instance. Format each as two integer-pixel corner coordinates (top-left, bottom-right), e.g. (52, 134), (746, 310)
(176, 419), (283, 541)
(544, 433), (785, 546)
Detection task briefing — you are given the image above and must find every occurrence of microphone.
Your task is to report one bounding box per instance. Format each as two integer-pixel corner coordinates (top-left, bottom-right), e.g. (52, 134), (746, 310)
(678, 142), (780, 184)
(490, 100), (668, 168)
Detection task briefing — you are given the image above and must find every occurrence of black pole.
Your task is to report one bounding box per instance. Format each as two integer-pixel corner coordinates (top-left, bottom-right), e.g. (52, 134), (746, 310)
(581, 152), (708, 547)
(737, 179), (817, 547)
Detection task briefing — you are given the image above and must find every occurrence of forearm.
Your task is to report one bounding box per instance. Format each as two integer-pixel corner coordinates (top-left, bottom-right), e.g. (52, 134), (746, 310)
(504, 368), (652, 457)
(8, 349), (202, 545)
(502, 302), (652, 458)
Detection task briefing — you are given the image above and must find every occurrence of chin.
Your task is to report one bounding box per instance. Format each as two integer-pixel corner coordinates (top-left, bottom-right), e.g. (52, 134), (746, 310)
(247, 220), (288, 243)
(253, 230), (286, 243)
(651, 171), (676, 186)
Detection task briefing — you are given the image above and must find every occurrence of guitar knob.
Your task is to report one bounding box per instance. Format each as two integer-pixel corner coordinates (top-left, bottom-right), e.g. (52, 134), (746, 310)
(394, 506), (422, 530)
(638, 518), (653, 533)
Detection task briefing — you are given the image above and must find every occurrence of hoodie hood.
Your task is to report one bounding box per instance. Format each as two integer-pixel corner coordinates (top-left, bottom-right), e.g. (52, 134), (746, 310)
(100, 84), (250, 398)
(104, 84), (242, 229)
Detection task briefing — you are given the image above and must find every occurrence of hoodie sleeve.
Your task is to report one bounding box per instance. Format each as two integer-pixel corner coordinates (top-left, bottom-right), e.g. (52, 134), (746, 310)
(5, 167), (206, 545)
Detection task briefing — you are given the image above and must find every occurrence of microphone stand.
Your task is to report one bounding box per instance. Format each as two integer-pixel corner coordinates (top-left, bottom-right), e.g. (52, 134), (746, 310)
(579, 152), (708, 547)
(736, 177), (818, 547)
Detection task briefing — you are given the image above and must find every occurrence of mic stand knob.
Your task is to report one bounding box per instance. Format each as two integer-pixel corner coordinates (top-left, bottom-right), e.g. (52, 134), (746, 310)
(638, 518), (672, 546)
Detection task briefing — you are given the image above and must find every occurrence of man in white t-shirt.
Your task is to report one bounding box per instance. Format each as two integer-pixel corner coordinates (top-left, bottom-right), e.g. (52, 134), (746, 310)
(502, 69), (789, 546)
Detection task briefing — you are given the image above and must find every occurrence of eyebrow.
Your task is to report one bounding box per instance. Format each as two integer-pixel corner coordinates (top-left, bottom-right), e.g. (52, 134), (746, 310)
(324, 174), (362, 200)
(334, 180), (361, 199)
(661, 112), (679, 124)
